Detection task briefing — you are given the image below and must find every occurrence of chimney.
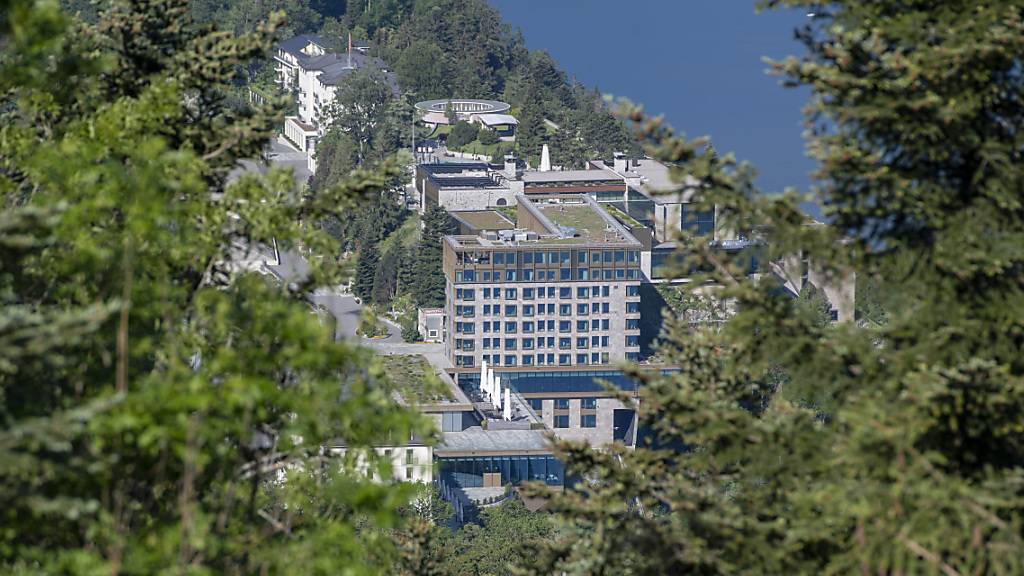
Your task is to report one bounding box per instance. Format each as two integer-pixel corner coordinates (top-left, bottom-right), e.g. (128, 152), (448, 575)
(504, 154), (517, 179)
(613, 151), (628, 173)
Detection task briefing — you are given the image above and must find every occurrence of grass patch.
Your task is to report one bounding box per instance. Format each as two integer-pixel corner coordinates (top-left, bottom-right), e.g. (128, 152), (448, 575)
(380, 355), (452, 404)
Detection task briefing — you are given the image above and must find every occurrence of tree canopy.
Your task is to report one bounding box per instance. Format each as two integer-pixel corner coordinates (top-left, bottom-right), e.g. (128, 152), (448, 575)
(523, 1), (1024, 575)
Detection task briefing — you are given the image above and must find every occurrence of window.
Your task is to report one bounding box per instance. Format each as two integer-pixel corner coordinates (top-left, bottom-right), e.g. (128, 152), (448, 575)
(524, 251), (534, 264)
(581, 414), (597, 428)
(603, 269), (614, 279)
(522, 337), (534, 350)
(627, 285), (640, 297)
(554, 399), (569, 410)
(616, 268), (625, 279)
(591, 352), (600, 363)
(577, 304), (589, 315)
(548, 251), (558, 264)
(615, 251), (625, 263)
(554, 415), (570, 428)
(547, 321), (555, 331)
(505, 288), (517, 299)
(577, 287), (589, 298)
(494, 253), (505, 265)
(602, 336), (609, 347)
(536, 354), (546, 365)
(559, 304), (572, 316)
(522, 355), (534, 366)
(559, 338), (571, 349)
(523, 269), (535, 281)
(504, 355), (517, 366)
(627, 302), (640, 313)
(523, 321), (534, 333)
(560, 251), (571, 265)
(626, 335), (639, 347)
(505, 305), (517, 316)
(628, 250), (639, 263)
(406, 467), (414, 480)
(577, 320), (589, 332)
(591, 251), (602, 263)
(559, 354), (571, 365)
(602, 320), (609, 330)
(591, 320), (600, 330)
(483, 304), (491, 315)
(627, 319), (640, 330)
(523, 288), (535, 300)
(602, 286), (610, 297)
(547, 304), (556, 315)
(576, 337), (589, 348)
(483, 271), (492, 281)
(547, 287), (556, 298)
(560, 287), (571, 299)
(581, 398), (598, 410)
(505, 339), (517, 350)
(576, 353), (588, 364)
(528, 398), (543, 411)
(602, 303), (610, 314)
(505, 321), (517, 333)
(591, 303), (600, 313)
(591, 336), (600, 347)
(483, 339), (490, 350)
(523, 304), (534, 316)
(559, 321), (571, 333)
(682, 206), (715, 236)
(483, 288), (491, 298)
(560, 268), (572, 280)
(406, 448), (415, 465)
(456, 355), (474, 367)
(505, 270), (517, 281)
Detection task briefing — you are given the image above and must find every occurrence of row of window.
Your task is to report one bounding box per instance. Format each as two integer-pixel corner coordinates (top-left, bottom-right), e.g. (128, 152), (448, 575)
(455, 268), (641, 283)
(456, 318), (637, 335)
(476, 303), (614, 317)
(454, 302), (639, 319)
(461, 335), (615, 351)
(458, 249), (641, 267)
(458, 285), (639, 301)
(454, 352), (640, 367)
(527, 397), (598, 411)
(457, 353), (611, 367)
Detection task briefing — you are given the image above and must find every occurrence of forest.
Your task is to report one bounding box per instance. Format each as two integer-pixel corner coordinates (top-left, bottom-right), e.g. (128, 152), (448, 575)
(4, 0), (1023, 574)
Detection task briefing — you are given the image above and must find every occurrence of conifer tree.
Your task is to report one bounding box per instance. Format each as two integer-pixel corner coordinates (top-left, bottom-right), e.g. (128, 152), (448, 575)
(0, 0), (431, 572)
(412, 206), (457, 308)
(524, 1), (1024, 574)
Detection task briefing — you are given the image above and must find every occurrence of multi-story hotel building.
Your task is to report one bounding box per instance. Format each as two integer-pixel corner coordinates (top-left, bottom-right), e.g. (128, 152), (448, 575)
(442, 194), (643, 370)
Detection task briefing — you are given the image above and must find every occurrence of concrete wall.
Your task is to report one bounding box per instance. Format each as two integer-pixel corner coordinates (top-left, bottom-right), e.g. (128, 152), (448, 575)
(535, 396), (634, 447)
(329, 445), (434, 483)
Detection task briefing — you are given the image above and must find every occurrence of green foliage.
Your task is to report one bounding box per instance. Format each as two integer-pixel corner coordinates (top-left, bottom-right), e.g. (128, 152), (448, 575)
(446, 120), (479, 149)
(0, 1), (432, 572)
(329, 68), (397, 163)
(445, 498), (559, 576)
(394, 39), (450, 99)
(477, 127), (499, 146)
(522, 1), (1024, 575)
(411, 206), (457, 308)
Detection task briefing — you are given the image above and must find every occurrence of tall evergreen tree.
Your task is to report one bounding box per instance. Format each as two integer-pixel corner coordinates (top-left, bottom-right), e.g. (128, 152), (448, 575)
(354, 245), (379, 301)
(524, 1), (1024, 575)
(412, 206), (457, 308)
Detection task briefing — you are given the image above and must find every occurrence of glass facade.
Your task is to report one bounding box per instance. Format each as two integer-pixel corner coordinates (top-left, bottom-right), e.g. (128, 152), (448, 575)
(439, 455), (564, 487)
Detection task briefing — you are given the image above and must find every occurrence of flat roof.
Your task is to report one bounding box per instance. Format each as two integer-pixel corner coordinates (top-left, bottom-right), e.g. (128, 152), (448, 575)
(445, 196), (641, 249)
(533, 199), (639, 246)
(521, 168), (621, 184)
(598, 158), (700, 205)
(436, 427), (552, 455)
(380, 355), (472, 408)
(415, 98), (510, 114)
(450, 210), (515, 231)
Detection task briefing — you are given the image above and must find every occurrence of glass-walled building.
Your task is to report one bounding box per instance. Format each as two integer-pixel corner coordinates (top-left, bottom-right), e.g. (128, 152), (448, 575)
(438, 455), (564, 488)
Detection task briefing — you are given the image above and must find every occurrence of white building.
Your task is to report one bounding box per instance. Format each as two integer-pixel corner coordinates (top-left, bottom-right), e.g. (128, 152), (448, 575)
(274, 34), (396, 172)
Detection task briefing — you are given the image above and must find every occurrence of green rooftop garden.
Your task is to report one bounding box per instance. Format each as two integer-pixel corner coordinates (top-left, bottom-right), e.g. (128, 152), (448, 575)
(379, 355), (452, 405)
